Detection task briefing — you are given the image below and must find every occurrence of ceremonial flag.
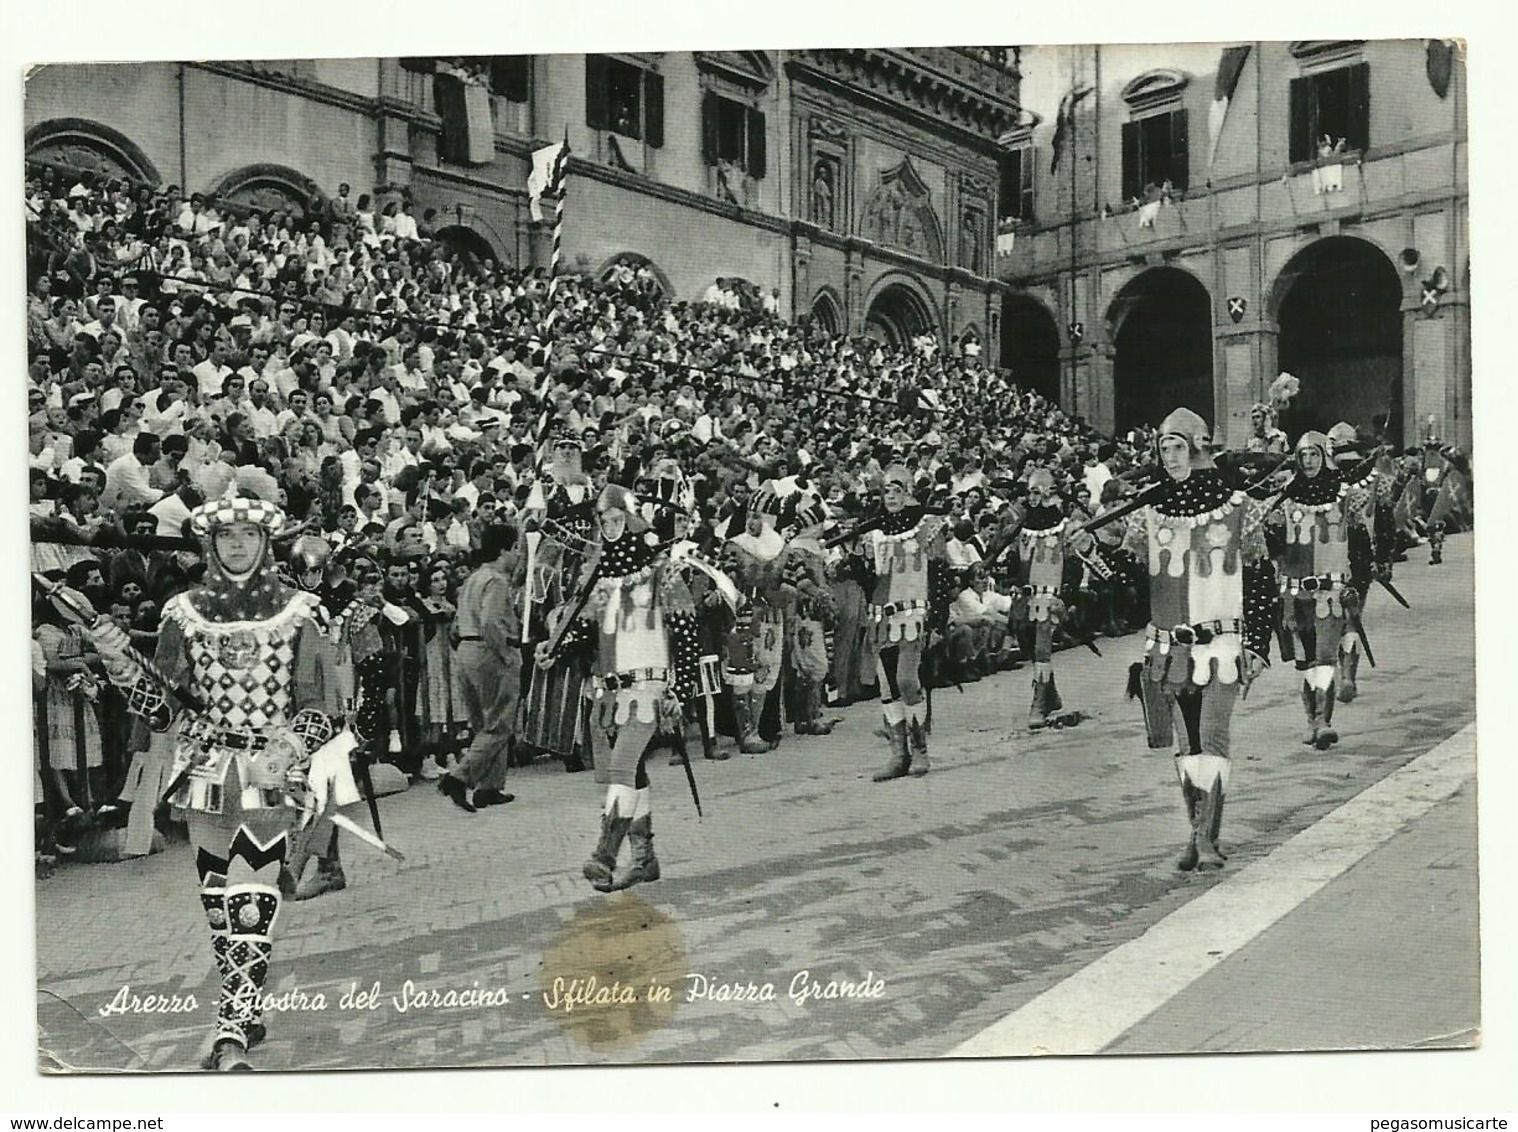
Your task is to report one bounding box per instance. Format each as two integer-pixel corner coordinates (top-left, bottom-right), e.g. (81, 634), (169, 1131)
(1049, 85), (1095, 174)
(528, 129), (572, 223)
(1207, 45), (1252, 168)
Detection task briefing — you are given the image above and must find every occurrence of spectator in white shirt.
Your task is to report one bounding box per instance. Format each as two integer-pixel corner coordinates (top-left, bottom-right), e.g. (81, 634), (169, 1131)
(192, 341), (234, 399)
(101, 433), (164, 513)
(275, 388), (313, 434)
(1084, 442), (1117, 510)
(393, 200), (420, 242)
(244, 380), (281, 440)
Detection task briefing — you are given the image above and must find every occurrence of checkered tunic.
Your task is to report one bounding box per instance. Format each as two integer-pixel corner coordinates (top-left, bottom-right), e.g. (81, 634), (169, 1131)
(161, 590), (329, 731)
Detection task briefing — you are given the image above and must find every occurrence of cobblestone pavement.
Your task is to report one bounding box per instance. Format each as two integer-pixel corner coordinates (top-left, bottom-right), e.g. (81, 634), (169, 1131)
(35, 535), (1477, 1072)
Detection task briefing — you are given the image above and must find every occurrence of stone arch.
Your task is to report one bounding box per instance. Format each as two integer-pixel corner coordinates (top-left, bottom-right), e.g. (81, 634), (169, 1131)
(433, 224), (500, 275)
(863, 272), (940, 349)
(596, 251), (673, 297)
(858, 157), (945, 263)
(1106, 266), (1214, 435)
(208, 163), (325, 223)
(1271, 235), (1404, 438)
(1000, 293), (1061, 400)
(810, 286), (845, 336)
(956, 322), (984, 362)
(1266, 231), (1402, 322)
(25, 118), (160, 185)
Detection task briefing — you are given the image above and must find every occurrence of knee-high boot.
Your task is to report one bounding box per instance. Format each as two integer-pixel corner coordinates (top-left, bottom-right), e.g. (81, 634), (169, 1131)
(906, 701), (930, 777)
(1301, 679), (1320, 745)
(203, 829), (286, 1071)
(1336, 642), (1360, 703)
(584, 787), (636, 892)
(1316, 683), (1339, 748)
(195, 849), (265, 1070)
(872, 703), (911, 782)
(1193, 779), (1227, 870)
(1175, 780), (1200, 872)
(612, 788), (660, 890)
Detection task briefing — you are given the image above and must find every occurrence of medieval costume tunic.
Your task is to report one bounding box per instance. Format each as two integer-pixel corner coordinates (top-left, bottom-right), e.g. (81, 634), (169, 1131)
(1244, 401), (1290, 455)
(520, 441), (597, 765)
(1008, 469), (1089, 729)
(1122, 409), (1276, 872)
(83, 472), (354, 1071)
(854, 469), (953, 781)
(1328, 422), (1396, 703)
(1266, 431), (1377, 747)
(722, 492), (791, 754)
(781, 499), (836, 736)
(547, 484), (704, 892)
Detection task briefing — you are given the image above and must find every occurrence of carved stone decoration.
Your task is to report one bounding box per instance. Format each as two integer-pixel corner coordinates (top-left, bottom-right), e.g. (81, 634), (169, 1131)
(26, 118), (160, 185)
(811, 157), (838, 230)
(858, 157), (943, 263)
(809, 115), (850, 143)
(210, 164), (325, 223)
(961, 172), (992, 202)
(961, 207), (984, 275)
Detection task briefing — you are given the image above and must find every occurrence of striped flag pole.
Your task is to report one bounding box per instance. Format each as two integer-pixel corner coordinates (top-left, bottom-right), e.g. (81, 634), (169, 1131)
(546, 126), (570, 304)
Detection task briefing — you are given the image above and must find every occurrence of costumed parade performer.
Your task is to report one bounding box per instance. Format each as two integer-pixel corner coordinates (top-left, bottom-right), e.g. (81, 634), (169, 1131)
(58, 467), (360, 1070)
(521, 423), (597, 771)
(1007, 466), (1092, 729)
(278, 535), (355, 901)
(781, 495), (838, 737)
(1120, 409), (1276, 871)
(1327, 421), (1397, 703)
(536, 472), (710, 892)
(1264, 430), (1379, 748)
(844, 465), (953, 782)
(647, 458), (740, 763)
(721, 483), (790, 754)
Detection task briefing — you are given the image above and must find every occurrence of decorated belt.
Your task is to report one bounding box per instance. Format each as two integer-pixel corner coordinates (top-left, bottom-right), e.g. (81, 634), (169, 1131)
(1284, 572), (1349, 593)
(600, 667), (669, 691)
(1147, 619), (1244, 646)
(868, 599), (928, 620)
(180, 719), (269, 752)
(1020, 584), (1059, 598)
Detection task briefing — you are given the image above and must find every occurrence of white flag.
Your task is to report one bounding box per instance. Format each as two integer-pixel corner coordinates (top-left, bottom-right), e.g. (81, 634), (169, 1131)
(528, 140), (567, 222)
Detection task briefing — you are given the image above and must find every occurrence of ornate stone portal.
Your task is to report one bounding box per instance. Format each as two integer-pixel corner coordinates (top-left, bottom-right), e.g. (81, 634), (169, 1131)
(859, 157), (943, 263)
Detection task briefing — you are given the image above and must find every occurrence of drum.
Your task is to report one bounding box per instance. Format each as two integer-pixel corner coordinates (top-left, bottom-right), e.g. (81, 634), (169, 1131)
(697, 655), (724, 697)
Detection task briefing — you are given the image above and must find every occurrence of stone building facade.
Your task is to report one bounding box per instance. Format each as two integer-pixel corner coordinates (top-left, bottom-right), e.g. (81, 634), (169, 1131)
(25, 49), (1021, 362)
(999, 40), (1470, 450)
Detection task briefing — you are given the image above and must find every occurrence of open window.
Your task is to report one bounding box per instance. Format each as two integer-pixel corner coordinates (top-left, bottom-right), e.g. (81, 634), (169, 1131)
(586, 55), (664, 147)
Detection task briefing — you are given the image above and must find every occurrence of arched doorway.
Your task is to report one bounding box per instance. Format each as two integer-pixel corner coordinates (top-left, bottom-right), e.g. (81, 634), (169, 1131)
(1274, 237), (1403, 439)
(26, 118), (160, 185)
(209, 164), (323, 224)
(434, 225), (499, 276)
(811, 288), (843, 336)
(865, 281), (935, 350)
(597, 252), (672, 298)
(1109, 267), (1213, 435)
(1000, 294), (1061, 400)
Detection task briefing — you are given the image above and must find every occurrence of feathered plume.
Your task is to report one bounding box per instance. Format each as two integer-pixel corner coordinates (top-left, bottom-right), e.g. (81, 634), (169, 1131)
(1268, 372), (1301, 412)
(199, 463), (281, 503)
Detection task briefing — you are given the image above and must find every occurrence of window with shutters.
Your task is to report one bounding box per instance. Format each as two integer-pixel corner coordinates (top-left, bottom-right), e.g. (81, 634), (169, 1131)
(488, 56), (530, 103)
(701, 93), (767, 178)
(585, 55), (665, 148)
(1289, 63), (1370, 164)
(1120, 109), (1189, 203)
(998, 145), (1034, 222)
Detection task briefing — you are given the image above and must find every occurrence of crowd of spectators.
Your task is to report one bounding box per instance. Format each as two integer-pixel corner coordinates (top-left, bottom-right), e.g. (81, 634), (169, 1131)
(24, 162), (1470, 871)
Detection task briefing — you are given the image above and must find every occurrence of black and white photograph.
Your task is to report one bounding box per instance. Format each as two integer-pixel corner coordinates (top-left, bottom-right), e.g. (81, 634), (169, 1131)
(14, 24), (1492, 1091)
